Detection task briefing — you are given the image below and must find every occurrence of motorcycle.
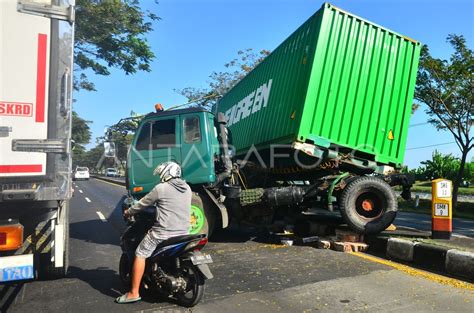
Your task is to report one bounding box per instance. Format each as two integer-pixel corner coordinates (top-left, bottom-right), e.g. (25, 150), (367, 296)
(119, 204), (213, 307)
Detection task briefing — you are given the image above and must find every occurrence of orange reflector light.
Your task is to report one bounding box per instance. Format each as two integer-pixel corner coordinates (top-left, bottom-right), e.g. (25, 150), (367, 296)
(155, 103), (164, 112)
(133, 186), (144, 193)
(0, 224), (23, 251)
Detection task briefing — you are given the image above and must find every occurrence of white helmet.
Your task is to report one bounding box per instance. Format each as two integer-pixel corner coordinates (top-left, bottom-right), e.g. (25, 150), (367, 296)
(153, 161), (182, 182)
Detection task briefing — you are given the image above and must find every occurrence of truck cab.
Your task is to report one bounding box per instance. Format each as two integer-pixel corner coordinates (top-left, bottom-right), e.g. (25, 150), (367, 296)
(127, 108), (220, 197)
(126, 107), (230, 236)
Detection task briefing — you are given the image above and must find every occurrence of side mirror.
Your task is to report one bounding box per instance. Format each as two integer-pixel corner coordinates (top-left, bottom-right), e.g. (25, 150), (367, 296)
(104, 141), (116, 158)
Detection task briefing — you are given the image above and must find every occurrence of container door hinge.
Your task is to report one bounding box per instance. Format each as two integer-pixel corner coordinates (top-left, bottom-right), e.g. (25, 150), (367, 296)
(17, 1), (75, 24)
(12, 139), (69, 154)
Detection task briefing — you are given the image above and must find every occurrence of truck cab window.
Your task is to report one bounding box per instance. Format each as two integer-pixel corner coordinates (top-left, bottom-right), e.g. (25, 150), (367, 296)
(184, 116), (201, 143)
(135, 122), (152, 151)
(151, 119), (176, 149)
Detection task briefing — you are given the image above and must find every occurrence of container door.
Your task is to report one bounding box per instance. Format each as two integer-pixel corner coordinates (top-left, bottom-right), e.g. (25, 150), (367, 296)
(0, 0), (73, 183)
(0, 0), (52, 177)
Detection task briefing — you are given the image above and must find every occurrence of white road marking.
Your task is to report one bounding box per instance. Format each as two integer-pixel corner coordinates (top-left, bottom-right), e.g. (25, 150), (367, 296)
(85, 197), (91, 203)
(79, 190), (83, 193)
(96, 211), (107, 222)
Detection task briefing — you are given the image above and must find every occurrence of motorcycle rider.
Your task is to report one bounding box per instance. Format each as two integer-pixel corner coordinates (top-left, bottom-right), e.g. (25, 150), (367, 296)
(116, 161), (192, 304)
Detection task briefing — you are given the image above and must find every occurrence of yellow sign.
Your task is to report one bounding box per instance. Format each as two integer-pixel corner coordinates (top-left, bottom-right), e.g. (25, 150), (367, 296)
(431, 179), (452, 219)
(388, 129), (394, 140)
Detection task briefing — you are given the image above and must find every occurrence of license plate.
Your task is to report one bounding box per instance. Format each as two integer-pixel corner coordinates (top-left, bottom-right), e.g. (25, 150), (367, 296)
(0, 254), (34, 282)
(190, 254), (213, 265)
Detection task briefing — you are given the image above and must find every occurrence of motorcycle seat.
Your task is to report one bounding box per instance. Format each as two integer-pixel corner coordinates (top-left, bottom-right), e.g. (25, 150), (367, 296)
(155, 234), (205, 250)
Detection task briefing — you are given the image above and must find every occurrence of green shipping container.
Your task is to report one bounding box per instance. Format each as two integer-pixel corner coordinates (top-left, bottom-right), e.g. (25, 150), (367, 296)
(216, 2), (421, 168)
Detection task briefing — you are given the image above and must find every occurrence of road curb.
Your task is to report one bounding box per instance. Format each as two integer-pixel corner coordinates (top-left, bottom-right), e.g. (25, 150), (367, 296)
(386, 238), (415, 261)
(366, 236), (474, 282)
(446, 250), (474, 281)
(91, 175), (126, 186)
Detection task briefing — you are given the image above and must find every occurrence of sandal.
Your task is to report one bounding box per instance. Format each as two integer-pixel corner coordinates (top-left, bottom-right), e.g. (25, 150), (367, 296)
(115, 294), (141, 304)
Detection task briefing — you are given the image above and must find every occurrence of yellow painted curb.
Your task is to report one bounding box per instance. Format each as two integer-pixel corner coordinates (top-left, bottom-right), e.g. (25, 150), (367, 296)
(351, 252), (474, 291)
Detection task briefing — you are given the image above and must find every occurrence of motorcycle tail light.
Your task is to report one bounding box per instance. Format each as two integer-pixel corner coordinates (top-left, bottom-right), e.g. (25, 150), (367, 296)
(185, 237), (208, 251)
(193, 237), (208, 251)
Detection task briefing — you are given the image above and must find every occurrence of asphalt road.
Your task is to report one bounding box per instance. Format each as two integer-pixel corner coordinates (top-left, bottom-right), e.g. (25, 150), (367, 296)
(395, 211), (474, 238)
(2, 178), (473, 312)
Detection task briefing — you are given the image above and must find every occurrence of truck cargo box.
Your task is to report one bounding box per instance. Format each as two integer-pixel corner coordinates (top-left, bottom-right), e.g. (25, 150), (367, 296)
(0, 0), (74, 201)
(216, 2), (421, 168)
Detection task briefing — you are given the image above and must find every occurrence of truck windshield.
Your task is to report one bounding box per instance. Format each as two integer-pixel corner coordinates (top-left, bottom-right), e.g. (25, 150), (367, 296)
(136, 119), (176, 150)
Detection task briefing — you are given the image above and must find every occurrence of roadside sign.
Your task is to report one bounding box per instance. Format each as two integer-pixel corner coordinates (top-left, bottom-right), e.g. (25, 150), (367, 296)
(431, 179), (452, 239)
(436, 180), (452, 198)
(434, 203), (449, 217)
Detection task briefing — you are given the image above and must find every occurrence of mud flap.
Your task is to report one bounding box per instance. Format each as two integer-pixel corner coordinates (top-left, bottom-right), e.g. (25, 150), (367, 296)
(53, 223), (64, 267)
(196, 264), (213, 280)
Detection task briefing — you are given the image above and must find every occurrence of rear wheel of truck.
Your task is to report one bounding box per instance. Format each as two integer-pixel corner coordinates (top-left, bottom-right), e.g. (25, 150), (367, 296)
(339, 176), (397, 234)
(189, 193), (215, 238)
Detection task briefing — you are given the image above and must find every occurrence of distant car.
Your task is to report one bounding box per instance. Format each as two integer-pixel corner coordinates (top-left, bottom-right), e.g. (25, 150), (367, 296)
(105, 168), (119, 177)
(74, 167), (90, 181)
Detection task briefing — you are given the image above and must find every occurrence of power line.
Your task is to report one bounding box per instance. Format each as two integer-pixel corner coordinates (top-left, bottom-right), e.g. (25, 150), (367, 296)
(406, 142), (456, 151)
(408, 122), (430, 128)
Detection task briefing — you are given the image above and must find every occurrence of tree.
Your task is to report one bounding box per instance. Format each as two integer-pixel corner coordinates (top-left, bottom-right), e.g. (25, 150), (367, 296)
(176, 48), (270, 109)
(463, 158), (474, 183)
(415, 34), (473, 209)
(71, 111), (92, 167)
(421, 150), (459, 181)
(74, 0), (159, 91)
(97, 113), (143, 170)
(72, 111), (92, 146)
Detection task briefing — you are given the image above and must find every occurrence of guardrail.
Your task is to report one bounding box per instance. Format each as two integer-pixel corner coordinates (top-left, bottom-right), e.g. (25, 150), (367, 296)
(91, 175), (126, 186)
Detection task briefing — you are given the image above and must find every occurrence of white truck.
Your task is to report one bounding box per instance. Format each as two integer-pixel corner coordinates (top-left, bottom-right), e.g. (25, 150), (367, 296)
(0, 0), (75, 281)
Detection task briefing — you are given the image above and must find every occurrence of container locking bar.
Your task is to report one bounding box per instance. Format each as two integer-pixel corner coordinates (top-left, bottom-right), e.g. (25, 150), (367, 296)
(17, 1), (75, 23)
(12, 139), (68, 154)
(0, 127), (12, 138)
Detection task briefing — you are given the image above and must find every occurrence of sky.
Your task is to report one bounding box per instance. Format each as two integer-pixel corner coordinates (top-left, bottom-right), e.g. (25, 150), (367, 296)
(73, 0), (474, 169)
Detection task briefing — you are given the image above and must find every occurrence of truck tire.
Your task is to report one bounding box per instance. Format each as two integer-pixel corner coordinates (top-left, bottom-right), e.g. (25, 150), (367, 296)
(42, 201), (70, 279)
(339, 176), (397, 234)
(189, 193), (215, 238)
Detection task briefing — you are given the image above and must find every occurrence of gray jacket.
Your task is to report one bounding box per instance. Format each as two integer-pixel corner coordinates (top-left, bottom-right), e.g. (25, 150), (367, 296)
(129, 178), (192, 240)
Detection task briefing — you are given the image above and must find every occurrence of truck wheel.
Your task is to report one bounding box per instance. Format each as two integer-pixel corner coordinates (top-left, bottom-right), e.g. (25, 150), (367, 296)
(189, 193), (215, 237)
(339, 176), (397, 234)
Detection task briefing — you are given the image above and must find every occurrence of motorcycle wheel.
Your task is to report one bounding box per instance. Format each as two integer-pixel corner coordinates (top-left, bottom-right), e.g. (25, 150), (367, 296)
(175, 262), (205, 307)
(119, 253), (132, 287)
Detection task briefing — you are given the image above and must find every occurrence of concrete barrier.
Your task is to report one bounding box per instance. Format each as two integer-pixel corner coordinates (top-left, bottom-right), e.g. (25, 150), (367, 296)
(446, 250), (474, 281)
(386, 238), (416, 261)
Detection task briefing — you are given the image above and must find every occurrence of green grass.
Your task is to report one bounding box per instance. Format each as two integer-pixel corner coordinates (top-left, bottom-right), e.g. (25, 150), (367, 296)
(394, 181), (474, 195)
(410, 184), (474, 195)
(398, 199), (474, 220)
